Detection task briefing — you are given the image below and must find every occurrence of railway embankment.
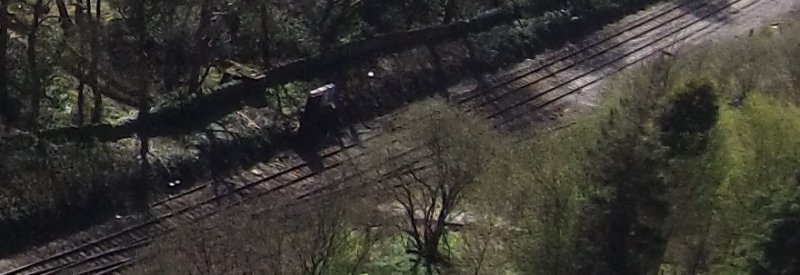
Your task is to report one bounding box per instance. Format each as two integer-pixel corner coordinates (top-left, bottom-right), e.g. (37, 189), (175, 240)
(0, 0), (665, 257)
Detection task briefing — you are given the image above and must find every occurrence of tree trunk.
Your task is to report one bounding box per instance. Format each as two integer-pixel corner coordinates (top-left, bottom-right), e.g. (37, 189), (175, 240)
(74, 0), (84, 21)
(186, 0), (213, 96)
(90, 82), (103, 123)
(55, 0), (72, 29)
(76, 81), (85, 126)
(258, 1), (271, 69)
(0, 0), (18, 126)
(74, 2), (86, 126)
(27, 0), (45, 129)
(133, 0), (150, 210)
(85, 0), (92, 18)
(95, 0), (101, 20)
(90, 0), (103, 124)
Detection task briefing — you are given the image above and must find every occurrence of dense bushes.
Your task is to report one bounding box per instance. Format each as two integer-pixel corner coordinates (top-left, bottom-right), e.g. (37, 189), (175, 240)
(509, 21), (800, 275)
(0, 138), (136, 253)
(659, 79), (719, 155)
(0, 108), (287, 254)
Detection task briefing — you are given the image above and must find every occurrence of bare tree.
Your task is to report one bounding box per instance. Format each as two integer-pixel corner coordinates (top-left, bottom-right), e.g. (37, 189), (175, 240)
(257, 0), (272, 69)
(87, 0), (104, 124)
(54, 0), (71, 27)
(295, 205), (353, 275)
(131, 0), (151, 210)
(373, 98), (496, 274)
(76, 80), (86, 125)
(26, 0), (45, 129)
(135, 196), (374, 275)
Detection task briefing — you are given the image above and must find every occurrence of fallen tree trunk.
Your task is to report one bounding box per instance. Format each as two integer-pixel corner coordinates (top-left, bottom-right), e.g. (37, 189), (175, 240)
(18, 8), (517, 143)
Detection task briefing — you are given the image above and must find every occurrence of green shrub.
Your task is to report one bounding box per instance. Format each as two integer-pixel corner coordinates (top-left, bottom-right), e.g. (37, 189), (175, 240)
(659, 79), (719, 156)
(508, 20), (800, 275)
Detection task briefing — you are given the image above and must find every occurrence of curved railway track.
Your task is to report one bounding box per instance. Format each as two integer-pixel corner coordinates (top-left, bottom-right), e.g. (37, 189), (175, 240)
(0, 0), (763, 273)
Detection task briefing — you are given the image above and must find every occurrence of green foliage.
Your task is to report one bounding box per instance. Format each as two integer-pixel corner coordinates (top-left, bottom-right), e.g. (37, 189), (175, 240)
(659, 79), (719, 156)
(704, 94), (800, 274)
(365, 235), (417, 274)
(750, 183), (800, 275)
(96, 19), (800, 275)
(486, 121), (595, 275)
(390, 98), (500, 274)
(573, 66), (672, 275)
(352, 98), (512, 274)
(659, 24), (800, 274)
(504, 21), (800, 275)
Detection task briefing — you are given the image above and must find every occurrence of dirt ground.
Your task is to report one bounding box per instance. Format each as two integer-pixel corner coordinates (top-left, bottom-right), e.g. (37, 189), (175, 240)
(690, 0), (799, 45)
(441, 0), (800, 132)
(556, 0), (800, 122)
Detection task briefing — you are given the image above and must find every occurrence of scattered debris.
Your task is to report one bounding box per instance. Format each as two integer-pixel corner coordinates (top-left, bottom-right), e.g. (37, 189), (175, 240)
(236, 111), (262, 130)
(770, 22), (781, 34)
(219, 60), (266, 80)
(167, 179), (182, 188)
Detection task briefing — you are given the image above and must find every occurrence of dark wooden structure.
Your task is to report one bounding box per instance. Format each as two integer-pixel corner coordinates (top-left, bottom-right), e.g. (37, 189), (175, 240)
(297, 84), (339, 148)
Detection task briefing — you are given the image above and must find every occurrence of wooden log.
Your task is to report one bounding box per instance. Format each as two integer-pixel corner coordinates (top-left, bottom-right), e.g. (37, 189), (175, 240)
(9, 7), (518, 143)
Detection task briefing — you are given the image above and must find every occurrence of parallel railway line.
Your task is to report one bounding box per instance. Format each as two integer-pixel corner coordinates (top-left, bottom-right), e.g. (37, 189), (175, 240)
(0, 0), (762, 273)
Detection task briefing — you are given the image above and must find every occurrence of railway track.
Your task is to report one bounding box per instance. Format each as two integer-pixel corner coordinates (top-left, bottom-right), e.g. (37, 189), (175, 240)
(0, 0), (763, 273)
